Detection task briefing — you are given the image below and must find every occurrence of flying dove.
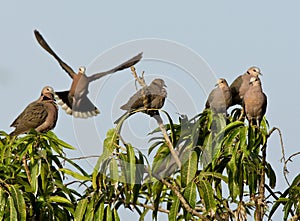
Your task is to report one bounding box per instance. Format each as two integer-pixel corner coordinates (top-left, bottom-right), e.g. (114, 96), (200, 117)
(230, 66), (262, 106)
(34, 30), (142, 118)
(243, 76), (267, 126)
(10, 86), (58, 136)
(205, 78), (232, 114)
(114, 79), (167, 124)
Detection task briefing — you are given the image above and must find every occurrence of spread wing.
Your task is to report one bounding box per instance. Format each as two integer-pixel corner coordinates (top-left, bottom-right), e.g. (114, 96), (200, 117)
(34, 30), (76, 79)
(88, 52), (143, 82)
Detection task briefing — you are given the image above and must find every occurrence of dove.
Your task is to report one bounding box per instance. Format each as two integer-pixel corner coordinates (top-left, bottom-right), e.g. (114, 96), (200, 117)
(34, 29), (142, 118)
(10, 86), (58, 136)
(114, 79), (167, 124)
(205, 78), (232, 114)
(230, 66), (261, 106)
(243, 76), (267, 126)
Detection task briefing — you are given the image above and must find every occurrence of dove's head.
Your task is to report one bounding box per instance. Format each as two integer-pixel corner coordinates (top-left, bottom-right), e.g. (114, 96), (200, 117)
(151, 79), (167, 88)
(247, 66), (262, 77)
(78, 66), (86, 75)
(215, 78), (229, 88)
(249, 76), (261, 86)
(41, 86), (55, 100)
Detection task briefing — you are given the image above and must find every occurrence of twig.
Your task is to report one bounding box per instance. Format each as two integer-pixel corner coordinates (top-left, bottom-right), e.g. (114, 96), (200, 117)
(254, 142), (267, 221)
(131, 66), (146, 87)
(160, 178), (210, 221)
(285, 151), (300, 164)
(22, 155), (31, 184)
(135, 202), (169, 214)
(267, 127), (289, 185)
(69, 155), (101, 161)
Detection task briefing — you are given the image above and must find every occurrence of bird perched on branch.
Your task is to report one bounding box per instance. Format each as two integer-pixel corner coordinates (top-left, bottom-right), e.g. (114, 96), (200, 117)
(230, 66), (262, 106)
(114, 79), (167, 124)
(34, 29), (142, 118)
(10, 86), (58, 136)
(205, 78), (232, 115)
(243, 76), (267, 127)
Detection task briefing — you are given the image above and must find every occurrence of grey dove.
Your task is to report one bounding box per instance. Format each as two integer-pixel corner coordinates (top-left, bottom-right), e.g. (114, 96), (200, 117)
(205, 78), (232, 114)
(10, 86), (58, 136)
(230, 66), (261, 106)
(243, 76), (267, 127)
(114, 79), (167, 124)
(34, 30), (142, 118)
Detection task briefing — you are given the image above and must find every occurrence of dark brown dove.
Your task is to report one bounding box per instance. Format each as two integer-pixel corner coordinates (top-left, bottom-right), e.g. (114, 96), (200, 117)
(230, 66), (261, 106)
(114, 79), (167, 124)
(10, 86), (58, 136)
(243, 76), (267, 126)
(205, 78), (232, 114)
(34, 30), (142, 118)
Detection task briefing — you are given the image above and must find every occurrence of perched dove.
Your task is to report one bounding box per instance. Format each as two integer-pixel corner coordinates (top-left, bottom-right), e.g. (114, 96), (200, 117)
(114, 79), (167, 124)
(205, 78), (232, 114)
(230, 66), (262, 106)
(10, 86), (58, 136)
(34, 30), (142, 118)
(243, 76), (267, 126)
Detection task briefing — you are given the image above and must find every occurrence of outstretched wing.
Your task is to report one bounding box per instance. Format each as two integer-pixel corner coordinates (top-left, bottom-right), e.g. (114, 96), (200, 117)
(34, 30), (76, 79)
(88, 52), (143, 82)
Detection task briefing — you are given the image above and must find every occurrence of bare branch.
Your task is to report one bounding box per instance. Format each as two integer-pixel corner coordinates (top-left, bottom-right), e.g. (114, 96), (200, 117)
(22, 155), (31, 184)
(136, 202), (169, 214)
(69, 155), (101, 161)
(160, 178), (210, 221)
(131, 66), (146, 87)
(268, 127), (289, 185)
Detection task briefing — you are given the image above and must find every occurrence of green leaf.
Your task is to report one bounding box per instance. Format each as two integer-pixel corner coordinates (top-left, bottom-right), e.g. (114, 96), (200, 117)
(8, 185), (26, 221)
(126, 143), (136, 187)
(266, 163), (276, 189)
(153, 181), (164, 220)
(199, 171), (228, 183)
(184, 182), (196, 208)
(45, 131), (75, 150)
(169, 197), (180, 221)
(60, 168), (90, 181)
(8, 195), (17, 221)
(85, 196), (95, 221)
(0, 188), (6, 220)
(74, 198), (88, 221)
(94, 201), (105, 221)
(40, 160), (48, 192)
(30, 161), (40, 195)
(48, 196), (73, 206)
(93, 128), (118, 189)
(181, 150), (198, 187)
(105, 205), (113, 221)
(113, 208), (120, 221)
(183, 182), (196, 220)
(109, 158), (119, 182)
(198, 180), (216, 214)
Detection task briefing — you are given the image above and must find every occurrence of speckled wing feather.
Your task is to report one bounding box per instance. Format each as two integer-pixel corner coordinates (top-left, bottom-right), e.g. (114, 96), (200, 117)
(10, 102), (48, 136)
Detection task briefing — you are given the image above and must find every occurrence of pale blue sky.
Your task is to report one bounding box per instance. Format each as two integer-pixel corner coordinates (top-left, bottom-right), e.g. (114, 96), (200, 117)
(1, 1), (299, 220)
